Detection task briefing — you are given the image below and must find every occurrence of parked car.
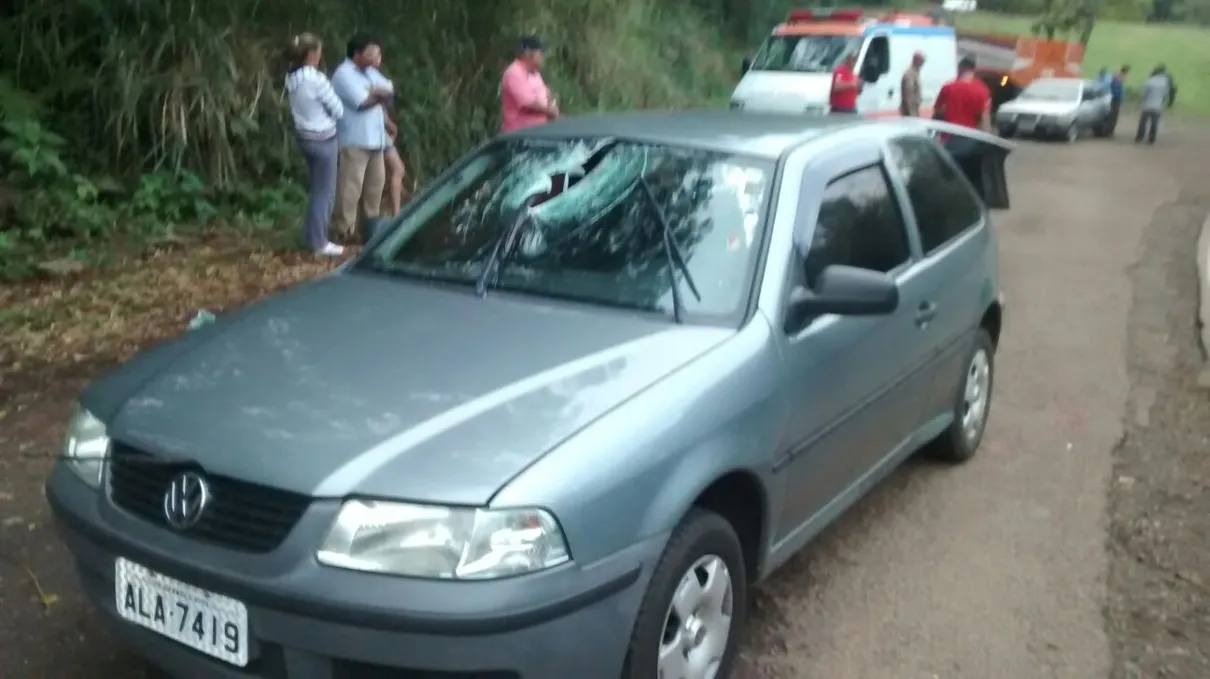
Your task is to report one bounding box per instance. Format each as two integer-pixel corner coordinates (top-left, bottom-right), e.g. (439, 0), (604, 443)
(48, 111), (1009, 679)
(994, 77), (1114, 141)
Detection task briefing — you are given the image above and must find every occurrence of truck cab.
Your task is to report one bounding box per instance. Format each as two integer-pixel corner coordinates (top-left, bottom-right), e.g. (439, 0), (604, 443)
(731, 9), (958, 116)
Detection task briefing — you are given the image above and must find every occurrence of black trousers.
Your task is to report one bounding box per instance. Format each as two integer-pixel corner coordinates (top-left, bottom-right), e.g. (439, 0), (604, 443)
(1106, 100), (1121, 135)
(1136, 110), (1161, 143)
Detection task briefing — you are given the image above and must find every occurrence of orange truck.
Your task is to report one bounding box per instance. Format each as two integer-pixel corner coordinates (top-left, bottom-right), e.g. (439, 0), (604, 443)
(731, 8), (1085, 115)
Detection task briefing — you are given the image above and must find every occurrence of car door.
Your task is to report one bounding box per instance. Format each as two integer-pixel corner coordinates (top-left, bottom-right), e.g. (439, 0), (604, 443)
(856, 32), (895, 114)
(883, 132), (996, 434)
(771, 140), (937, 544)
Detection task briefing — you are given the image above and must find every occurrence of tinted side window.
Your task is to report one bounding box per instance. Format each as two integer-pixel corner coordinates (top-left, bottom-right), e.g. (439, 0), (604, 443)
(888, 137), (984, 254)
(804, 165), (910, 283)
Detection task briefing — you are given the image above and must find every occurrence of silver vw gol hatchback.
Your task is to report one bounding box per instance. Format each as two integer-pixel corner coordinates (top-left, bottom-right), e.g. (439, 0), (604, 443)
(48, 111), (1010, 679)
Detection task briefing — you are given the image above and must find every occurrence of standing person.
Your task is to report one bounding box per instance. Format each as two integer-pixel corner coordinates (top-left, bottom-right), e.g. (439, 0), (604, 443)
(330, 34), (394, 242)
(900, 51), (925, 117)
(284, 33), (345, 257)
(367, 50), (407, 217)
(934, 56), (991, 132)
(829, 54), (861, 114)
(1107, 65), (1129, 137)
(1161, 66), (1178, 109)
(500, 35), (558, 133)
(1136, 65), (1171, 144)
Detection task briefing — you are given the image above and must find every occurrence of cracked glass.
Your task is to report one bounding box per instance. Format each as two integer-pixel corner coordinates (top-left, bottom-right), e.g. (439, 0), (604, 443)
(359, 138), (774, 321)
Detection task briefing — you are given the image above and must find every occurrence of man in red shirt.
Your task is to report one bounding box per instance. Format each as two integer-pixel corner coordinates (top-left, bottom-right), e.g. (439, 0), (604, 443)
(500, 36), (559, 133)
(829, 54), (861, 114)
(934, 57), (991, 131)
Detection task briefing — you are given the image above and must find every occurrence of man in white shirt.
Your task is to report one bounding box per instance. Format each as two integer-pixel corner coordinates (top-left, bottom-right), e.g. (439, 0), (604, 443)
(330, 34), (394, 241)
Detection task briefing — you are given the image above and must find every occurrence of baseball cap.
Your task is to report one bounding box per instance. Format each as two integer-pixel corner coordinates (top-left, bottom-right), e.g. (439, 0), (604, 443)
(519, 35), (545, 52)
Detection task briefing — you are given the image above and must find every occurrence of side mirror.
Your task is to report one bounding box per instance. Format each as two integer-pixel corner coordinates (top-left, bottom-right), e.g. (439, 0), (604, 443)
(741, 57), (752, 75)
(785, 264), (898, 331)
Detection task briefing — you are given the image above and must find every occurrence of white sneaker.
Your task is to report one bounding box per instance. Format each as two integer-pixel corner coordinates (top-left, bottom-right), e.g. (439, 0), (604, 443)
(316, 242), (344, 257)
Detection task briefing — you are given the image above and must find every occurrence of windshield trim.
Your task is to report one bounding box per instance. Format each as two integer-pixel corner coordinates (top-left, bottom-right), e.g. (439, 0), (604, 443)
(349, 137), (778, 329)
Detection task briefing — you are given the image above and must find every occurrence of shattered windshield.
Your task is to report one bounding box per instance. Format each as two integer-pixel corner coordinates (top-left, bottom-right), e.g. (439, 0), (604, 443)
(749, 35), (861, 74)
(357, 138), (773, 321)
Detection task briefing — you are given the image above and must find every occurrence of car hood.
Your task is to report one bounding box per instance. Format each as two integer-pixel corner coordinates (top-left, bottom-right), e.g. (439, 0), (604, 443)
(999, 99), (1078, 116)
(95, 272), (732, 504)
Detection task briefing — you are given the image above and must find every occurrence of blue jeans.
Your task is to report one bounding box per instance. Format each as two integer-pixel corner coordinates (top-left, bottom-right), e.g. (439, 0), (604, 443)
(299, 136), (339, 249)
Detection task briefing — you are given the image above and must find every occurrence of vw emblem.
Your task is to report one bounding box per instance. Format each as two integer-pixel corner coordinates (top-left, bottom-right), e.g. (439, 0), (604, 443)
(162, 472), (210, 530)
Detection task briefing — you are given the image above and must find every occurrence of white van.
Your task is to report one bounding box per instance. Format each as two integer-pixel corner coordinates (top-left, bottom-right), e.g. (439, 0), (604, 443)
(731, 9), (959, 116)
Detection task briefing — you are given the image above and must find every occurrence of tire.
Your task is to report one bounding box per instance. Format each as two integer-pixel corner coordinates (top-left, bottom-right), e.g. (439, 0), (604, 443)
(622, 509), (747, 679)
(927, 329), (995, 463)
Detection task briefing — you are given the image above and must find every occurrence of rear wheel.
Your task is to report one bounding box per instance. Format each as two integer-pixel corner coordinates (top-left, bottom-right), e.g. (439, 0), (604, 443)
(622, 509), (746, 679)
(927, 329), (995, 463)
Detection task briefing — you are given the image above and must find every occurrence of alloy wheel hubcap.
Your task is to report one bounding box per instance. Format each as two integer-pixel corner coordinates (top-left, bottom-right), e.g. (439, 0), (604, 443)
(961, 348), (991, 442)
(657, 555), (733, 679)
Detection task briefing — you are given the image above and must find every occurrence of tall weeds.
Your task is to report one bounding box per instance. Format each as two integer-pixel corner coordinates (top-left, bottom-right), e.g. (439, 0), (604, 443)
(0, 0), (782, 190)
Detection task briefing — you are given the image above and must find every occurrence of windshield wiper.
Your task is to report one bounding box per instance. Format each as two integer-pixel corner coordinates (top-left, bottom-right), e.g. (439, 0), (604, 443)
(475, 206), (532, 296)
(637, 177), (701, 323)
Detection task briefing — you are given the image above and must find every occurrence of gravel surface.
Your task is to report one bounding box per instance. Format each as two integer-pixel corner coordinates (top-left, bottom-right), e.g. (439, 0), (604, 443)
(2, 116), (1209, 679)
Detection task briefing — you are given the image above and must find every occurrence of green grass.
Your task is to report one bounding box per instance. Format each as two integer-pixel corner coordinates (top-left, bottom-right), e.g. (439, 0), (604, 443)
(953, 12), (1210, 117)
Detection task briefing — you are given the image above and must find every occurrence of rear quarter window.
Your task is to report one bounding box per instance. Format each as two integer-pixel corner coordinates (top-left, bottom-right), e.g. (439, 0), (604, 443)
(887, 136), (984, 254)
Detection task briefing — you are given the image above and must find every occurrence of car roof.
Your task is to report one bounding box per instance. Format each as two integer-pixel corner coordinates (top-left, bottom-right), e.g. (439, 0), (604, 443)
(501, 109), (884, 160)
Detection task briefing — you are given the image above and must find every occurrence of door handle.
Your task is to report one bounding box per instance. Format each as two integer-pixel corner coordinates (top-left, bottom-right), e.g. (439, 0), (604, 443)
(915, 301), (937, 327)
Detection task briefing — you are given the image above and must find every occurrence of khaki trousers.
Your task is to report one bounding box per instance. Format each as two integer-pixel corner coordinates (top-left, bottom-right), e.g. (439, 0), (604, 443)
(332, 146), (386, 240)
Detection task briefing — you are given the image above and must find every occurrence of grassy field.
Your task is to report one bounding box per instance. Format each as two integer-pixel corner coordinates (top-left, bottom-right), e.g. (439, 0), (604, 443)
(953, 12), (1210, 117)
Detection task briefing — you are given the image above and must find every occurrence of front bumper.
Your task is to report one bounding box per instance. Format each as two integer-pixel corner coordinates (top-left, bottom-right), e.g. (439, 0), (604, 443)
(46, 463), (664, 679)
(996, 115), (1075, 136)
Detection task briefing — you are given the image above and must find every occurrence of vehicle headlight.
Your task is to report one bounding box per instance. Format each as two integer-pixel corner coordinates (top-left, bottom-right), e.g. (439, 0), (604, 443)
(61, 405), (109, 488)
(316, 500), (571, 579)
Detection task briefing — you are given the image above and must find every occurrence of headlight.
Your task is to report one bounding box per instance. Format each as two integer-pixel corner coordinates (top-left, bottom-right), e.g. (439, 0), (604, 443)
(61, 404), (109, 488)
(316, 500), (571, 579)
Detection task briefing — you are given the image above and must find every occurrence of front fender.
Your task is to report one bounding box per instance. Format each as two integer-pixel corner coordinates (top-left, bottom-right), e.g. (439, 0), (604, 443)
(493, 318), (787, 568)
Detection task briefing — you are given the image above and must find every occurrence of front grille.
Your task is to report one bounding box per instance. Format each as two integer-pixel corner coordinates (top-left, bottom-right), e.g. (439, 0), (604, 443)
(107, 443), (311, 552)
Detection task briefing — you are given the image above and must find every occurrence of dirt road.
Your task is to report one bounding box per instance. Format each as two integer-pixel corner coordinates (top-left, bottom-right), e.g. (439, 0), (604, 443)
(3, 119), (1209, 679)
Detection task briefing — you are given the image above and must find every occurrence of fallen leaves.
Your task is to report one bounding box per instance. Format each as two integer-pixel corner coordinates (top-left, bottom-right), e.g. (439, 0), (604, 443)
(1, 240), (348, 381)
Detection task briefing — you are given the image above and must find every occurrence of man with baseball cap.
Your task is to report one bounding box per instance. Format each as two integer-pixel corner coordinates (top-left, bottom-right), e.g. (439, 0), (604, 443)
(500, 35), (559, 132)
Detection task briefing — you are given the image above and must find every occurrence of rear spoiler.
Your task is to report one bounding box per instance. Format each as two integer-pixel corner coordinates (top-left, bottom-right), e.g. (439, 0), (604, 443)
(911, 120), (1014, 210)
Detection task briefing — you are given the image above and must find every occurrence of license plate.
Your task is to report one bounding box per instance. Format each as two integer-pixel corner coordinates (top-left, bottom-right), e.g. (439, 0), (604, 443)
(114, 557), (249, 667)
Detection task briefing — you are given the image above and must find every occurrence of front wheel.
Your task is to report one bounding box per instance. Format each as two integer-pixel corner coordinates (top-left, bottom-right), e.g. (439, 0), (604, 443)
(927, 329), (995, 463)
(622, 509), (747, 679)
